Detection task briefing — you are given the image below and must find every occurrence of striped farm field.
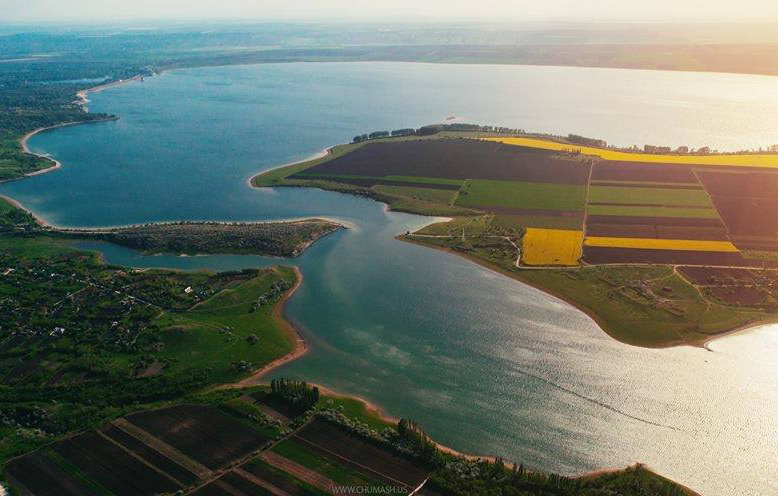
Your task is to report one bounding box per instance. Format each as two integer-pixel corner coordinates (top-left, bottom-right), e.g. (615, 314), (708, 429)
(456, 179), (587, 211)
(522, 228), (583, 266)
(483, 137), (778, 168)
(587, 204), (720, 218)
(372, 184), (458, 203)
(584, 236), (739, 252)
(588, 185), (714, 207)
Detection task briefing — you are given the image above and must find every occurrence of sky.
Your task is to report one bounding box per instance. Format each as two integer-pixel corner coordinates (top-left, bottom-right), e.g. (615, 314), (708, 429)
(1, 0), (777, 23)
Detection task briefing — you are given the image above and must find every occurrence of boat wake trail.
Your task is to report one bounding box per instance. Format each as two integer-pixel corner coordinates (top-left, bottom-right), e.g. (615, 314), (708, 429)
(514, 366), (681, 431)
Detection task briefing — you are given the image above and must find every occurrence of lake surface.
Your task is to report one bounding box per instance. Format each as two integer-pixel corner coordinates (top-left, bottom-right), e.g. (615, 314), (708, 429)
(4, 62), (778, 496)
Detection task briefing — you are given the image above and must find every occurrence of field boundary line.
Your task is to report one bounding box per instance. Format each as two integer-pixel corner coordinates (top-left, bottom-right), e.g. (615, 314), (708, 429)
(234, 467), (293, 496)
(290, 433), (412, 489)
(96, 430), (187, 488)
(112, 419), (212, 479)
(260, 451), (338, 494)
(581, 158), (594, 261)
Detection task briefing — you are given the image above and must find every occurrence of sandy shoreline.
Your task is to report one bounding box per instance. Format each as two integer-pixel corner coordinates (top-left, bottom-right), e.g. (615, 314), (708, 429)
(246, 146), (334, 188)
(75, 74), (146, 108)
(3, 73), (147, 190)
(232, 266), (309, 386)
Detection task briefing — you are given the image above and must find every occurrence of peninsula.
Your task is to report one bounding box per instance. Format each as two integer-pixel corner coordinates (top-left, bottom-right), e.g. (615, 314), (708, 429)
(252, 123), (778, 348)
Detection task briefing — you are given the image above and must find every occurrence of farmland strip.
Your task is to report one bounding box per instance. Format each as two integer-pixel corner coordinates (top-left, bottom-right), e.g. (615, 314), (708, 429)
(294, 419), (429, 487)
(584, 236), (739, 252)
(306, 139), (591, 184)
(582, 246), (753, 266)
(589, 181), (703, 189)
(234, 468), (295, 496)
(588, 202), (712, 208)
(260, 452), (338, 493)
(242, 460), (330, 496)
(4, 452), (96, 496)
(221, 471), (274, 495)
(52, 432), (181, 496)
(191, 479), (250, 496)
(587, 215), (724, 227)
(124, 405), (270, 470)
(100, 424), (200, 485)
(485, 136), (778, 168)
(113, 418), (212, 478)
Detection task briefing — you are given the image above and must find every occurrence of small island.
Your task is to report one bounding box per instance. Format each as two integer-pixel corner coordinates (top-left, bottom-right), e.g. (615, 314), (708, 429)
(253, 123), (778, 348)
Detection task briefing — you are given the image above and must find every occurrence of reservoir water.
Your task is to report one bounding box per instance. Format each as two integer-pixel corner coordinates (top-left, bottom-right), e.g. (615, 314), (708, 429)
(3, 62), (778, 496)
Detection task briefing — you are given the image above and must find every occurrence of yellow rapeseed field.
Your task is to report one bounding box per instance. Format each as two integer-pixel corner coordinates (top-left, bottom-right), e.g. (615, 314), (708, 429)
(522, 228), (583, 266)
(584, 236), (740, 252)
(484, 137), (778, 168)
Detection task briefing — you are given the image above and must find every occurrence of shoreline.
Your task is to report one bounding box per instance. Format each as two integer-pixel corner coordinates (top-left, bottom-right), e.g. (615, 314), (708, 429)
(246, 146), (334, 188)
(232, 266), (309, 386)
(74, 74), (146, 108)
(3, 73), (147, 189)
(400, 233), (775, 349)
(12, 117), (120, 186)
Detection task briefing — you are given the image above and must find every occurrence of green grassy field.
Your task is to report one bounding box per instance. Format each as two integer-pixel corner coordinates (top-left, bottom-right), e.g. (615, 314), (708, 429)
(0, 135), (52, 180)
(372, 184), (458, 204)
(383, 175), (464, 186)
(414, 216), (492, 236)
(271, 439), (379, 486)
(492, 214), (584, 230)
(588, 185), (714, 207)
(456, 179), (587, 211)
(154, 267), (296, 383)
(317, 395), (395, 431)
(587, 204), (721, 218)
(402, 232), (776, 347)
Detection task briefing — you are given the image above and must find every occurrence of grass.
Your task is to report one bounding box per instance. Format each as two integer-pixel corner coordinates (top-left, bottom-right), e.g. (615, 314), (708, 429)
(587, 204), (721, 218)
(372, 184), (458, 204)
(154, 267), (297, 383)
(318, 395), (395, 431)
(588, 185), (714, 207)
(493, 214), (583, 230)
(271, 439), (379, 486)
(513, 265), (773, 347)
(742, 249), (778, 261)
(404, 231), (776, 347)
(456, 179), (587, 211)
(522, 228), (583, 266)
(484, 136), (778, 168)
(0, 134), (53, 180)
(415, 216), (491, 236)
(383, 175), (464, 186)
(245, 458), (330, 496)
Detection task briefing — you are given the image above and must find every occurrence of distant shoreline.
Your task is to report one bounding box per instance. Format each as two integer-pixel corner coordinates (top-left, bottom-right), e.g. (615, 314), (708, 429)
(16, 118), (118, 181)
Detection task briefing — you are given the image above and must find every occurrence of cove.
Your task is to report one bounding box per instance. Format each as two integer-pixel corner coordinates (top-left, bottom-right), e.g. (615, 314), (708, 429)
(3, 62), (778, 496)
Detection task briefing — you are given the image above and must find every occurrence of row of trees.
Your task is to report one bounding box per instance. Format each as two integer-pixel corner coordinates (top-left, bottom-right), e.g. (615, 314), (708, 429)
(270, 378), (320, 409)
(429, 458), (689, 496)
(352, 123), (527, 143)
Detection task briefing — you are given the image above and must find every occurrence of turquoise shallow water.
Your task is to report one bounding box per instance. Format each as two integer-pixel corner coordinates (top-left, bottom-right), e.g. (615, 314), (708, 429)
(4, 62), (778, 495)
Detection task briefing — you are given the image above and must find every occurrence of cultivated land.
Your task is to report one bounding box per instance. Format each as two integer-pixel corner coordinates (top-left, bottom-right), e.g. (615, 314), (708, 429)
(252, 127), (778, 347)
(0, 197), (313, 464)
(4, 384), (698, 496)
(1, 161), (698, 496)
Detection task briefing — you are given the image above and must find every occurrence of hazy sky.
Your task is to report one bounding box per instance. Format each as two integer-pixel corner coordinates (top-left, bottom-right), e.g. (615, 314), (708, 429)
(1, 0), (776, 23)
